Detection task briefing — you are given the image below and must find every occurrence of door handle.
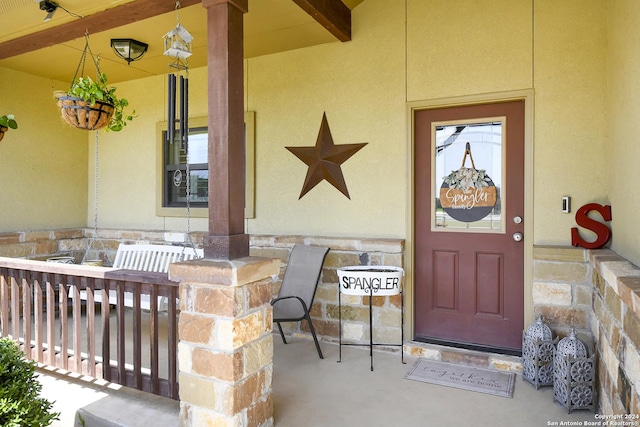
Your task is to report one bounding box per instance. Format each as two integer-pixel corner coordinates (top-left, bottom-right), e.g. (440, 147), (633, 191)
(513, 232), (523, 242)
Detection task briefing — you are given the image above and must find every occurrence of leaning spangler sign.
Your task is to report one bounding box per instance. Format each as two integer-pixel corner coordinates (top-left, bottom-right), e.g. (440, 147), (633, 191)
(439, 142), (497, 223)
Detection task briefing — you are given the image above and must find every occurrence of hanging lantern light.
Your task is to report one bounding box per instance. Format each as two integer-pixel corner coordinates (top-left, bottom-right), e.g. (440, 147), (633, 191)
(522, 315), (557, 389)
(163, 2), (192, 71)
(163, 24), (193, 60)
(553, 328), (596, 413)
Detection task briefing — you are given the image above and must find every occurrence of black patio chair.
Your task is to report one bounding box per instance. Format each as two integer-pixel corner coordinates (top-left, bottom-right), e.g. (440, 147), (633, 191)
(271, 244), (330, 359)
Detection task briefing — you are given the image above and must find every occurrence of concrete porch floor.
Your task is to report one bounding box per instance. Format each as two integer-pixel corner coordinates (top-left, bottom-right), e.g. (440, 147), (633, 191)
(38, 337), (599, 427)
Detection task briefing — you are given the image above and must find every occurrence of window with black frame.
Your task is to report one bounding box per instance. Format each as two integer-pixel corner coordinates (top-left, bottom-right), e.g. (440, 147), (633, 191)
(163, 126), (209, 207)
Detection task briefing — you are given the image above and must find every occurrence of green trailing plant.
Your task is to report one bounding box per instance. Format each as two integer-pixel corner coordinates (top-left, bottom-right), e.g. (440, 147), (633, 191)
(64, 73), (136, 132)
(0, 114), (18, 130)
(0, 338), (60, 427)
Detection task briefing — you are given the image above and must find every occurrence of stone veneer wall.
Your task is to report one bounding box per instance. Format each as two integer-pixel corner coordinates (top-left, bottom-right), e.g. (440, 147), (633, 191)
(533, 246), (594, 349)
(249, 235), (405, 347)
(0, 228), (169, 263)
(590, 250), (640, 414)
(0, 228), (88, 261)
(0, 228), (405, 347)
(534, 245), (640, 414)
(0, 228), (208, 265)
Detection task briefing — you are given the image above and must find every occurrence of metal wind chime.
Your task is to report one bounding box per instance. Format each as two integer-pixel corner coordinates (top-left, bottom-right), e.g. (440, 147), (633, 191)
(163, 1), (197, 255)
(164, 1), (193, 149)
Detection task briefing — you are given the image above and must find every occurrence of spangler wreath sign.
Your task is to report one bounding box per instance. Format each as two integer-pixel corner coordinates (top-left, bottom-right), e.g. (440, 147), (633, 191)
(439, 142), (497, 223)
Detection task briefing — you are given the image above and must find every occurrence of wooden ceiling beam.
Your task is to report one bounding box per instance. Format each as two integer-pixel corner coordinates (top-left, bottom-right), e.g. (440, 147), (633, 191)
(0, 0), (201, 60)
(291, 0), (351, 42)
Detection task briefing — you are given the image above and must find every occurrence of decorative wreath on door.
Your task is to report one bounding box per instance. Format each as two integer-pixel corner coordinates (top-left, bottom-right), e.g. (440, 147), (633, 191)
(439, 142), (497, 223)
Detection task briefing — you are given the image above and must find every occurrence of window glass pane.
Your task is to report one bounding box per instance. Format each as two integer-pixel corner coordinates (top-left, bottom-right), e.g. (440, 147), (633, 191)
(189, 170), (209, 202)
(187, 130), (208, 164)
(166, 169), (208, 206)
(164, 126), (208, 207)
(432, 119), (504, 232)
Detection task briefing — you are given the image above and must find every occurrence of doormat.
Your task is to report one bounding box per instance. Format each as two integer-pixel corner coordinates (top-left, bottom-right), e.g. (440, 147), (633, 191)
(404, 359), (515, 398)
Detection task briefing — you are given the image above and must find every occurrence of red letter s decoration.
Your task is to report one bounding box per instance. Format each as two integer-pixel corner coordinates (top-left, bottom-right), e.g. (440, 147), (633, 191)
(571, 203), (612, 249)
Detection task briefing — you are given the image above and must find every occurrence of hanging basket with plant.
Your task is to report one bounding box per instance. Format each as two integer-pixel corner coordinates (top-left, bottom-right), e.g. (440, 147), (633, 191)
(0, 114), (18, 143)
(55, 73), (134, 131)
(55, 33), (135, 132)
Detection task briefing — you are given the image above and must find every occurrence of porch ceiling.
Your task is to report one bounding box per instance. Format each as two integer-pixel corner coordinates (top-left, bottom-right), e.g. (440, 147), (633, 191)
(0, 0), (363, 84)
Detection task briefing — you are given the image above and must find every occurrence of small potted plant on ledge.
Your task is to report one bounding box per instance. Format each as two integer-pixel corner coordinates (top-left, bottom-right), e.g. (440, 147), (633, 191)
(55, 73), (135, 132)
(0, 114), (18, 142)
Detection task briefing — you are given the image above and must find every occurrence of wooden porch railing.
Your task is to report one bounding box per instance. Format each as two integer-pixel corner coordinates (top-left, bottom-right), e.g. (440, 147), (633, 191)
(0, 257), (179, 400)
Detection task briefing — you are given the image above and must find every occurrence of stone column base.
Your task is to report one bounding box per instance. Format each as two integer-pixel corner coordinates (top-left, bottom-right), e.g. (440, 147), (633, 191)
(170, 256), (280, 427)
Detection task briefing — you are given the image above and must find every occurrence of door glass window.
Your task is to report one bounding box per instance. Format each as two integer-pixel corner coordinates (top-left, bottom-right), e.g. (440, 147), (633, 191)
(431, 118), (505, 232)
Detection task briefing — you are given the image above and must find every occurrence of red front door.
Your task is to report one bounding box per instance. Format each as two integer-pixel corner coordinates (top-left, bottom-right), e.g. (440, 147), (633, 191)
(414, 100), (525, 353)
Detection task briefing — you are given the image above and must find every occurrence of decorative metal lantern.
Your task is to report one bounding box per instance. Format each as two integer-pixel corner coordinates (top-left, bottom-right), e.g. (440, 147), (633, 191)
(163, 24), (193, 60)
(553, 328), (596, 413)
(522, 315), (558, 389)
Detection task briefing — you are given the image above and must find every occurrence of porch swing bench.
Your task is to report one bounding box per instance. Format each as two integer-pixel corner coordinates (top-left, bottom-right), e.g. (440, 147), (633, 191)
(112, 243), (203, 273)
(82, 243), (203, 310)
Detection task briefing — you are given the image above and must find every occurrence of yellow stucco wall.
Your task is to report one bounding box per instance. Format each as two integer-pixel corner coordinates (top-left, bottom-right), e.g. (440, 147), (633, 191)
(245, 0), (407, 237)
(608, 0), (640, 266)
(0, 67), (87, 232)
(406, 0), (533, 99)
(533, 0), (608, 246)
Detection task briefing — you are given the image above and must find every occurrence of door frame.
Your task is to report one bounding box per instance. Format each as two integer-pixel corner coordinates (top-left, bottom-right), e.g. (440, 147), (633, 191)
(405, 89), (534, 345)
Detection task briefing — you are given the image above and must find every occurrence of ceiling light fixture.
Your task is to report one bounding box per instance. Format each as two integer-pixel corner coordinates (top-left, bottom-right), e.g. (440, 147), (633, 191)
(110, 38), (149, 65)
(39, 0), (58, 22)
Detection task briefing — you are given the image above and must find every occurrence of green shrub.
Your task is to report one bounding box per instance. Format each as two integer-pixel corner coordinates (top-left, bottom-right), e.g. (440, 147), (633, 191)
(0, 338), (60, 427)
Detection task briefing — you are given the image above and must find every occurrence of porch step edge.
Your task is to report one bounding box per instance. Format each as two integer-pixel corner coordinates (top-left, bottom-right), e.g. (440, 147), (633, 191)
(74, 385), (179, 427)
(403, 341), (523, 373)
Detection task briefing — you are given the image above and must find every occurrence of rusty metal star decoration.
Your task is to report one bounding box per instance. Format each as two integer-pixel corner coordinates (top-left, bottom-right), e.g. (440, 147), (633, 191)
(286, 113), (367, 199)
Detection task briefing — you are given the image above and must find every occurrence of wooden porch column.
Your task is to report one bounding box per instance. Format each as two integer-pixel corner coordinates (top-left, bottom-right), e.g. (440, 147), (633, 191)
(202, 0), (249, 260)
